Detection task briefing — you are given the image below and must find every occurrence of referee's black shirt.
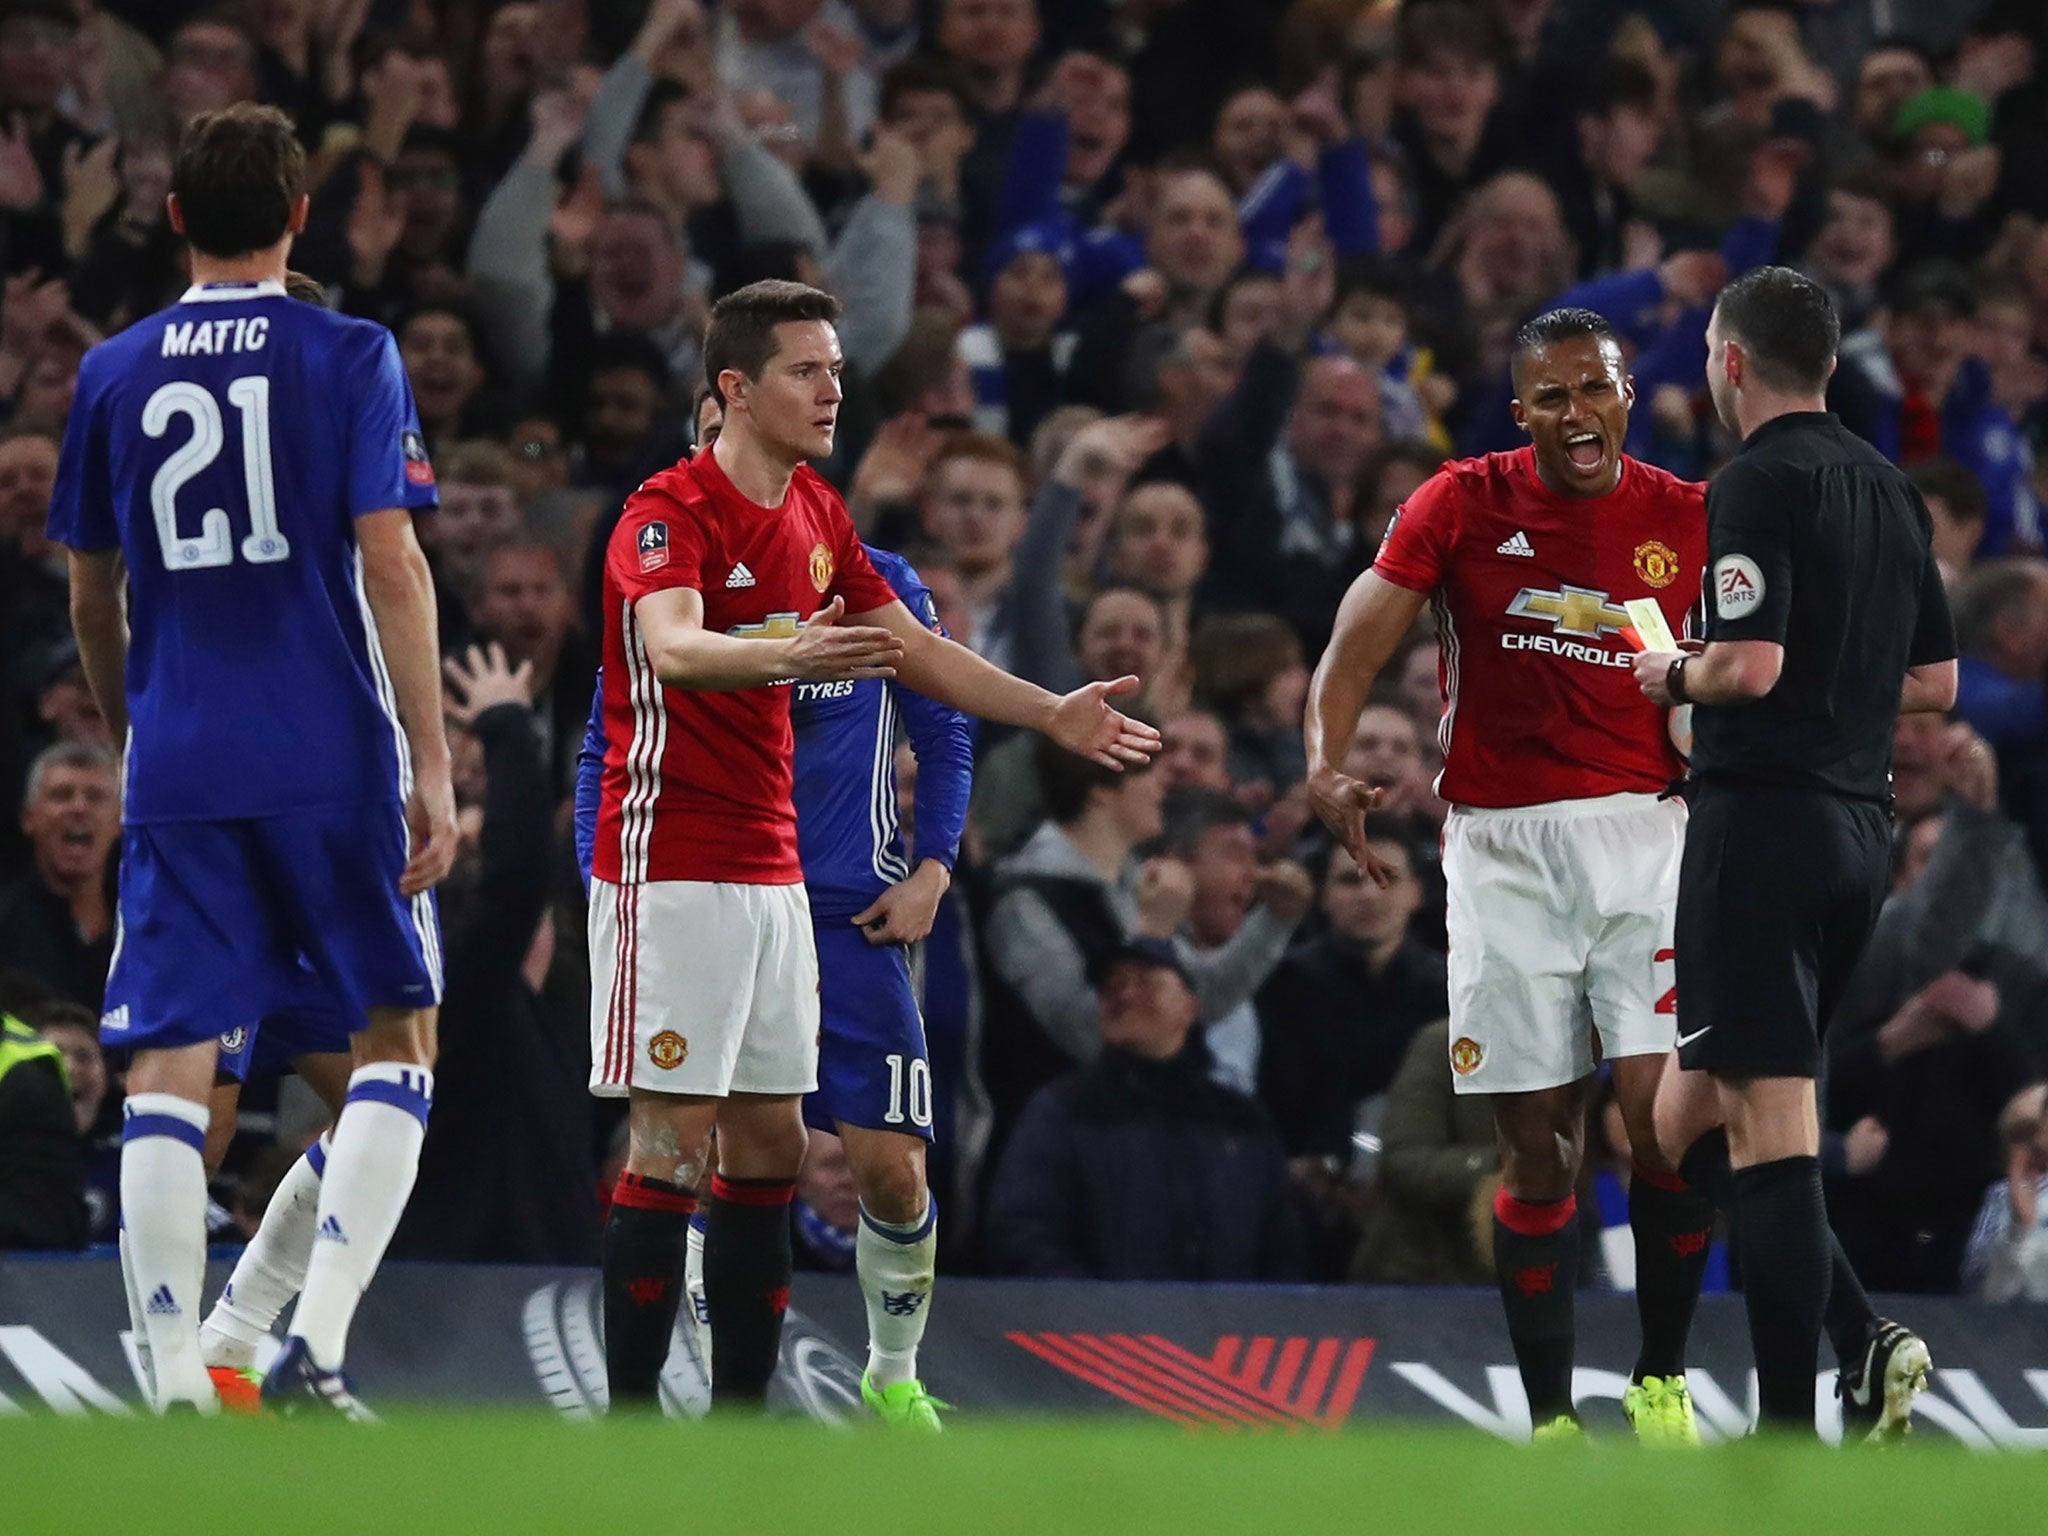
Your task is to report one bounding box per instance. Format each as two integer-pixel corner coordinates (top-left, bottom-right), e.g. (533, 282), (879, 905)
(1689, 411), (1955, 800)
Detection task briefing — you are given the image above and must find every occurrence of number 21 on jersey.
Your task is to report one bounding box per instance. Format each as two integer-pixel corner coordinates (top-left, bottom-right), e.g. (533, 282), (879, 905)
(144, 374), (287, 570)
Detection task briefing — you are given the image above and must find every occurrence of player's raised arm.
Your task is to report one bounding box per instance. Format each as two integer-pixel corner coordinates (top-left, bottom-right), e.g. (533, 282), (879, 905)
(854, 599), (1161, 769)
(1303, 569), (1429, 883)
(356, 507), (457, 894)
(638, 589), (905, 690)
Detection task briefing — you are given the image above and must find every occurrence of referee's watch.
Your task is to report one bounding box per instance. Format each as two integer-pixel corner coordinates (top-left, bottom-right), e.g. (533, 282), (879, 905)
(1666, 656), (1690, 703)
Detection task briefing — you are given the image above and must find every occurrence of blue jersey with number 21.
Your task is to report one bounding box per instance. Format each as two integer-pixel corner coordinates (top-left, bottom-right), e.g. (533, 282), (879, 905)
(47, 280), (439, 823)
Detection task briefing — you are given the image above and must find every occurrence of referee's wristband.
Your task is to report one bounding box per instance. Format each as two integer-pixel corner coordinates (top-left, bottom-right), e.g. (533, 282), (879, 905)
(1666, 656), (1690, 704)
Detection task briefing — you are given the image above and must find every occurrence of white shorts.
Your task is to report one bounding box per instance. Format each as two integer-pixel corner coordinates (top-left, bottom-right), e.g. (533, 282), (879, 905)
(1442, 793), (1683, 1095)
(588, 878), (821, 1100)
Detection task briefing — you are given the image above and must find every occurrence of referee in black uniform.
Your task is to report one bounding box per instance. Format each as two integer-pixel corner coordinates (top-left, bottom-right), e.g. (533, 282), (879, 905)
(1633, 267), (1958, 1435)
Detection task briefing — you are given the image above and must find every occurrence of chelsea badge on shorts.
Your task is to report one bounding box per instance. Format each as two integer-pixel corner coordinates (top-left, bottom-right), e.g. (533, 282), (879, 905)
(648, 1031), (688, 1071)
(809, 542), (834, 592)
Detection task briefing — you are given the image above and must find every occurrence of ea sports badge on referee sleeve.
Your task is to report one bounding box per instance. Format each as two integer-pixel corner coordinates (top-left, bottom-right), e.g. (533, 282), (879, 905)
(1714, 555), (1764, 618)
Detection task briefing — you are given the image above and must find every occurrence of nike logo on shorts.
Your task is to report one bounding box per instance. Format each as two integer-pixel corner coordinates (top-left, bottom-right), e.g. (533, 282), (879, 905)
(1674, 1026), (1712, 1048)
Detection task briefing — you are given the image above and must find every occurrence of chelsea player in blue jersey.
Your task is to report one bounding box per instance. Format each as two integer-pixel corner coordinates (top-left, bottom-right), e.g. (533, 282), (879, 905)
(48, 107), (453, 1417)
(574, 401), (974, 1427)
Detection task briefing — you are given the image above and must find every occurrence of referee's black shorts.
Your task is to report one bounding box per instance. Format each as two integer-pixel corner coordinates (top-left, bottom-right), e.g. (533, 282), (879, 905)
(1674, 780), (1891, 1079)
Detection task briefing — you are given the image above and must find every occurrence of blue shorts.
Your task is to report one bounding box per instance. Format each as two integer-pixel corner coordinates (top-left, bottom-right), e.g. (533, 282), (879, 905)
(803, 923), (932, 1141)
(215, 960), (357, 1083)
(102, 801), (442, 1057)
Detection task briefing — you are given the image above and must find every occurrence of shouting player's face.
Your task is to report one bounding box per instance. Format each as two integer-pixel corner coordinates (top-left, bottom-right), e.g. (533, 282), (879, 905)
(735, 319), (845, 463)
(1511, 334), (1634, 498)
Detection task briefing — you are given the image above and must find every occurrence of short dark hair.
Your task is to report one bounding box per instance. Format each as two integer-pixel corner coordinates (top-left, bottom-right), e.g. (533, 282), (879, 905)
(1399, 1), (1504, 70)
(1036, 732), (1150, 823)
(1157, 788), (1251, 859)
(586, 327), (671, 393)
(0, 0), (80, 34)
(1908, 458), (1988, 529)
(879, 57), (974, 123)
(172, 104), (306, 259)
(1582, 58), (1658, 118)
(702, 280), (842, 407)
(1713, 266), (1840, 393)
(1512, 307), (1619, 385)
(1955, 558), (2048, 656)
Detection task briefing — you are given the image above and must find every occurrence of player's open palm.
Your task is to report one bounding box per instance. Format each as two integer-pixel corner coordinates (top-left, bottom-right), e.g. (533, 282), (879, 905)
(1046, 675), (1162, 768)
(787, 595), (903, 681)
(444, 641), (535, 726)
(1306, 765), (1394, 885)
(400, 767), (459, 896)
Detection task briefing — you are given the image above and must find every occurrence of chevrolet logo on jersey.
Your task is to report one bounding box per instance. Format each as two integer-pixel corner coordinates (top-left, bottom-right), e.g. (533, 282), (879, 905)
(1507, 585), (1631, 639)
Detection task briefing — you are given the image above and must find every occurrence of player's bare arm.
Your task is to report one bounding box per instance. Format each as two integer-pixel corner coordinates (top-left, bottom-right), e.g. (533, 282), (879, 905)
(855, 599), (1162, 768)
(1900, 658), (1959, 714)
(66, 548), (129, 743)
(1632, 639), (1782, 707)
(638, 587), (904, 689)
(1303, 569), (1428, 884)
(357, 506), (457, 895)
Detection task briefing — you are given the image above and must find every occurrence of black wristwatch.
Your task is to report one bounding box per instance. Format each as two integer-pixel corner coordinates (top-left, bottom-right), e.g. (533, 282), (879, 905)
(1666, 656), (1690, 703)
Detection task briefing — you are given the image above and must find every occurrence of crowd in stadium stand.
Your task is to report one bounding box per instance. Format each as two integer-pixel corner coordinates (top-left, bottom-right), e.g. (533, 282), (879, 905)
(2, 0), (2047, 1305)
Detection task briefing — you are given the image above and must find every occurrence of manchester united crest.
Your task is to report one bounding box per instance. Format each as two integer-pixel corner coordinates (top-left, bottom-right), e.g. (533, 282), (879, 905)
(809, 542), (834, 592)
(648, 1030), (688, 1071)
(1449, 1036), (1484, 1076)
(1633, 540), (1680, 589)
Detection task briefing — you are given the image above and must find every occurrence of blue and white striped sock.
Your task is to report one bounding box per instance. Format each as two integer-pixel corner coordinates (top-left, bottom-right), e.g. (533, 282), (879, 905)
(120, 1093), (215, 1411)
(857, 1197), (938, 1389)
(201, 1132), (331, 1369)
(290, 1065), (431, 1370)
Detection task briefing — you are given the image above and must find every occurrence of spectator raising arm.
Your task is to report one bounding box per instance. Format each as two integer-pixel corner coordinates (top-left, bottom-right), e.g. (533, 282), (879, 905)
(467, 87), (590, 398)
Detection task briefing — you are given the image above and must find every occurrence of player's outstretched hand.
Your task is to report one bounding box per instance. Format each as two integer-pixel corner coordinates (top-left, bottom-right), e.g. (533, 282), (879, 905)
(444, 641), (535, 726)
(400, 767), (459, 896)
(786, 595), (904, 682)
(1305, 765), (1393, 886)
(1045, 675), (1162, 769)
(851, 859), (951, 945)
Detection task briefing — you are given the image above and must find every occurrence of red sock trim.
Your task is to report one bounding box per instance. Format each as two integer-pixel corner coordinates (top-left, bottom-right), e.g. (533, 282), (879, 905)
(1495, 1187), (1577, 1237)
(710, 1174), (796, 1208)
(1633, 1162), (1689, 1194)
(612, 1172), (698, 1215)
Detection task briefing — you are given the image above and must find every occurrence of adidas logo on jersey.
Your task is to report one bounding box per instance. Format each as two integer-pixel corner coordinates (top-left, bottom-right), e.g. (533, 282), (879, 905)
(726, 563), (757, 589)
(1496, 531), (1536, 557)
(100, 1005), (129, 1033)
(318, 1215), (348, 1243)
(145, 1285), (179, 1317)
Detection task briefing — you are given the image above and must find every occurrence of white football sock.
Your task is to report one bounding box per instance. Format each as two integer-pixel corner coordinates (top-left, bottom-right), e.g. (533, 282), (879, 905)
(685, 1212), (711, 1381)
(857, 1197), (937, 1389)
(119, 1093), (217, 1412)
(201, 1133), (329, 1369)
(290, 1065), (431, 1370)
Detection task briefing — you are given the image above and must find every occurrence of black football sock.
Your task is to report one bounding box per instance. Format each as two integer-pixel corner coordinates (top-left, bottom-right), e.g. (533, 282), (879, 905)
(1628, 1162), (1716, 1382)
(602, 1172), (695, 1408)
(1732, 1155), (1830, 1433)
(704, 1174), (796, 1409)
(1824, 1232), (1878, 1367)
(1683, 1128), (1876, 1369)
(1493, 1188), (1581, 1425)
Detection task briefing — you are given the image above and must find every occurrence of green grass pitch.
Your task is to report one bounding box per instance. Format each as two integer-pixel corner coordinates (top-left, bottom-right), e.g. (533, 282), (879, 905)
(9, 1413), (2044, 1535)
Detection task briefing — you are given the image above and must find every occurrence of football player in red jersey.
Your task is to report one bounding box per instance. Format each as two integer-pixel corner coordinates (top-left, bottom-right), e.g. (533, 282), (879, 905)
(1304, 308), (1714, 1444)
(591, 281), (1158, 1413)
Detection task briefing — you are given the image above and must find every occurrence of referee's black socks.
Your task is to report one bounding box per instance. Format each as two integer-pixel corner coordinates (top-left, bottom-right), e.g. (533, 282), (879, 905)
(1731, 1155), (1830, 1431)
(704, 1174), (796, 1409)
(1627, 1163), (1715, 1382)
(1493, 1189), (1580, 1425)
(1681, 1127), (1879, 1368)
(603, 1172), (697, 1407)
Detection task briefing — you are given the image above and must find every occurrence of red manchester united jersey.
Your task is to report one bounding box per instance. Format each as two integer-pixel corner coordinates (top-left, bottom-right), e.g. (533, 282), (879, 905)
(1373, 447), (1705, 809)
(594, 449), (898, 885)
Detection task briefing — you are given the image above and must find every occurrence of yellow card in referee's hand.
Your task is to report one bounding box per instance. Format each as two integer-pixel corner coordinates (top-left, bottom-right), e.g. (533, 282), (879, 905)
(1623, 598), (1678, 654)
